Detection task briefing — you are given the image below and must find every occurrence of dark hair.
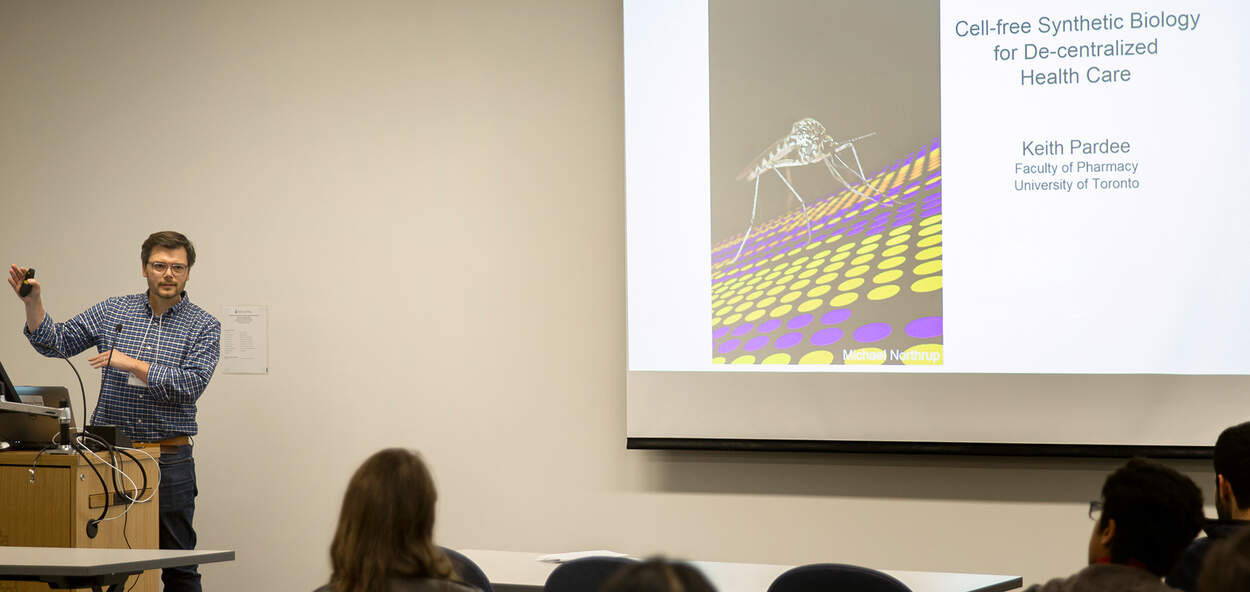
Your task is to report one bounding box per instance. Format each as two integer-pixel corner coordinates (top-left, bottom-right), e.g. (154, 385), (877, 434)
(141, 231), (196, 267)
(1214, 422), (1250, 508)
(1098, 458), (1205, 576)
(601, 558), (717, 592)
(1198, 526), (1250, 592)
(328, 448), (459, 592)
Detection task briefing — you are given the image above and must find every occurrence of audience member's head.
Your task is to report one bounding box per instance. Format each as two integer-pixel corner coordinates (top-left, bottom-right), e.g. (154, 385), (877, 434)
(1213, 421), (1250, 520)
(1197, 525), (1250, 592)
(1087, 458), (1205, 576)
(327, 448), (460, 592)
(600, 558), (717, 592)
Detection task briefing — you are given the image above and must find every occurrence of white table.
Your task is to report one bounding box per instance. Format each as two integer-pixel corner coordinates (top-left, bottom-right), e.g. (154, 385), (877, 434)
(460, 549), (1022, 592)
(0, 546), (235, 592)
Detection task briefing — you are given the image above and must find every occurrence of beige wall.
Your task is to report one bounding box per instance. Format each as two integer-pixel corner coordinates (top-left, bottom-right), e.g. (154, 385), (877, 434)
(0, 2), (1214, 590)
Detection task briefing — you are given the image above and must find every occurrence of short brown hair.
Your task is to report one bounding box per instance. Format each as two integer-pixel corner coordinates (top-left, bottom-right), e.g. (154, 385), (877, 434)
(141, 231), (196, 267)
(328, 448), (459, 592)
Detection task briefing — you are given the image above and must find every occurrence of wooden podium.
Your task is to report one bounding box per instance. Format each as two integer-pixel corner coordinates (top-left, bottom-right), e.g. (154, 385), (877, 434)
(0, 446), (160, 592)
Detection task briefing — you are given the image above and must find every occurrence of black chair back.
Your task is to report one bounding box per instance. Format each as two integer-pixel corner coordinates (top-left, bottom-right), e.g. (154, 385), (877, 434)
(442, 547), (494, 592)
(544, 556), (637, 592)
(767, 563), (912, 592)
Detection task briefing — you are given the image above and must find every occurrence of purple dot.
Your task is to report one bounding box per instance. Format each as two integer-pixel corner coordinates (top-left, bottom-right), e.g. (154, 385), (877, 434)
(744, 335), (770, 352)
(732, 322), (756, 337)
(757, 319), (783, 333)
(905, 317), (943, 339)
(892, 216), (914, 227)
(717, 339), (741, 354)
(853, 323), (893, 343)
(810, 328), (844, 346)
(774, 332), (804, 349)
(921, 207), (941, 218)
(713, 326), (731, 340)
(787, 314), (813, 330)
(821, 309), (852, 324)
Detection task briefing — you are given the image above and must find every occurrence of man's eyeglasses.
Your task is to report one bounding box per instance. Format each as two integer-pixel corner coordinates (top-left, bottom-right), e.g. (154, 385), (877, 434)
(1088, 500), (1104, 521)
(148, 262), (188, 275)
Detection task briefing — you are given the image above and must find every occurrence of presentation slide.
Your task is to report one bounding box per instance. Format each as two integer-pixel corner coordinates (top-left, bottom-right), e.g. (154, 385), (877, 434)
(626, 0), (1248, 375)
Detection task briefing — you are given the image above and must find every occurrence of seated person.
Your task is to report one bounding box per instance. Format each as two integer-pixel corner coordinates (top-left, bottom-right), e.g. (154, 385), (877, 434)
(315, 448), (478, 592)
(1025, 458), (1204, 592)
(1197, 525), (1250, 592)
(1167, 421), (1250, 591)
(601, 558), (717, 592)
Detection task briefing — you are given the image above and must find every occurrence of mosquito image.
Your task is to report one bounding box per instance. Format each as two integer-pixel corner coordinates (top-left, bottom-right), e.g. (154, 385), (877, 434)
(731, 118), (889, 262)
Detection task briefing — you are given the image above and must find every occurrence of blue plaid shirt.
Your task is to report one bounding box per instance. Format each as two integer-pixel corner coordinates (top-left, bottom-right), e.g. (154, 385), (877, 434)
(25, 292), (220, 442)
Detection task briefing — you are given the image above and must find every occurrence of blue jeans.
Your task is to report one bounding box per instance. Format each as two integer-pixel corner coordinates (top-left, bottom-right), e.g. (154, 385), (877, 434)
(159, 444), (201, 592)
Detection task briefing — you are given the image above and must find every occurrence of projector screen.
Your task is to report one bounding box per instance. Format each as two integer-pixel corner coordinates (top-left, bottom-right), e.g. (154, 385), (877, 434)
(624, 0), (1248, 453)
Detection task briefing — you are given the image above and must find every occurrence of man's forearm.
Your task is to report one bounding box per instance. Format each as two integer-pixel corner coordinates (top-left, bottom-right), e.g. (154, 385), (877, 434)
(25, 302), (45, 333)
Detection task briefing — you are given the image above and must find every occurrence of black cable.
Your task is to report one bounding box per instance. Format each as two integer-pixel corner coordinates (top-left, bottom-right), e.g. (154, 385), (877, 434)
(36, 342), (88, 428)
(73, 443), (111, 538)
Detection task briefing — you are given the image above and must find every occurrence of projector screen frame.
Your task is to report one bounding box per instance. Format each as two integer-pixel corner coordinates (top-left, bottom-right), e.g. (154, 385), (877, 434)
(626, 437), (1212, 459)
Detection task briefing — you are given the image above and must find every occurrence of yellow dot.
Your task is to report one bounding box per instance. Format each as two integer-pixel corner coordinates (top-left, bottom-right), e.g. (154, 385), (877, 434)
(852, 254), (877, 267)
(912, 276), (943, 292)
(793, 256), (810, 266)
(777, 274), (795, 285)
(762, 353), (792, 364)
(831, 251), (850, 262)
(766, 285), (786, 296)
(920, 214), (942, 226)
(731, 354), (757, 364)
(805, 259), (825, 269)
(769, 304), (793, 318)
(770, 253), (785, 262)
(813, 249), (832, 259)
(734, 301), (753, 313)
(724, 313), (743, 325)
(862, 233), (883, 244)
(889, 225), (913, 236)
(716, 306), (734, 316)
(765, 271), (781, 280)
(830, 292), (859, 307)
(916, 246), (942, 261)
(838, 278), (865, 291)
(711, 317), (721, 327)
(756, 296), (777, 309)
(845, 265), (870, 278)
(878, 256), (906, 270)
(787, 247), (803, 256)
(868, 284), (901, 301)
(799, 350), (836, 364)
(918, 234), (942, 247)
(713, 357), (727, 364)
(900, 344), (943, 366)
(780, 291), (802, 303)
(856, 243), (879, 254)
(816, 272), (840, 285)
(745, 309), (766, 321)
(874, 269), (903, 284)
(886, 233), (910, 246)
(807, 285), (832, 297)
(746, 290), (764, 301)
(836, 242), (858, 253)
(798, 298), (823, 312)
(882, 244), (908, 257)
(914, 260), (942, 275)
(727, 295), (743, 305)
(823, 234), (845, 245)
(823, 261), (846, 273)
(919, 223), (942, 237)
(798, 269), (817, 279)
(791, 279), (811, 290)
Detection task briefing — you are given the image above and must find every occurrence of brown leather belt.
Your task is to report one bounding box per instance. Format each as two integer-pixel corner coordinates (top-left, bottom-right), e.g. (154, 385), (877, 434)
(134, 435), (191, 454)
